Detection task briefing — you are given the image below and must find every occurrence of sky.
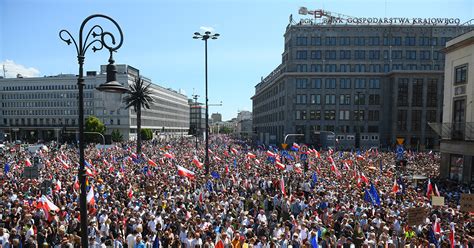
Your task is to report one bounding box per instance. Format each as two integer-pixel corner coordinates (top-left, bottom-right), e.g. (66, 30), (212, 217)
(0, 0), (473, 121)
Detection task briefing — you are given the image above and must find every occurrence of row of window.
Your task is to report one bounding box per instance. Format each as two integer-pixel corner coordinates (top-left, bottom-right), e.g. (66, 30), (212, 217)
(295, 110), (380, 121)
(336, 135), (379, 141)
(2, 101), (93, 108)
(1, 92), (93, 100)
(3, 109), (93, 116)
(295, 63), (441, 72)
(296, 78), (380, 89)
(2, 84), (96, 91)
(306, 124), (378, 133)
(397, 78), (438, 107)
(295, 36), (451, 47)
(295, 94), (380, 105)
(295, 50), (443, 61)
(3, 117), (121, 126)
(396, 110), (437, 131)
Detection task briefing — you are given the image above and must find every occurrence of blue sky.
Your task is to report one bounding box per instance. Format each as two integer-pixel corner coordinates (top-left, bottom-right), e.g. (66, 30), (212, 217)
(1, 0), (473, 120)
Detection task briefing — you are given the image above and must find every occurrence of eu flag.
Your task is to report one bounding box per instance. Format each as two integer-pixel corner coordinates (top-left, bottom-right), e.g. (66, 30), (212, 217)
(369, 183), (381, 206)
(211, 171), (220, 179)
(4, 162), (10, 174)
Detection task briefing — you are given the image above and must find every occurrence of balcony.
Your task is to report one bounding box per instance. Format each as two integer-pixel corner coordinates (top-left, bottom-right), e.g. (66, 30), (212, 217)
(428, 122), (474, 141)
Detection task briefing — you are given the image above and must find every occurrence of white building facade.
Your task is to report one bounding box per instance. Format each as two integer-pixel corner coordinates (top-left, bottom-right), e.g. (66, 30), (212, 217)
(0, 65), (189, 142)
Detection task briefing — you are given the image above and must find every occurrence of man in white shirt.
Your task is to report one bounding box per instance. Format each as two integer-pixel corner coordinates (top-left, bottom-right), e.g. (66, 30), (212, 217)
(0, 228), (10, 247)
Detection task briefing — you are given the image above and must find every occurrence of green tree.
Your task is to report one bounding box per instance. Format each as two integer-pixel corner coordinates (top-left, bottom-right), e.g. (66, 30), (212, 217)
(220, 126), (233, 134)
(123, 76), (154, 154)
(141, 128), (153, 141)
(84, 116), (105, 143)
(111, 129), (123, 142)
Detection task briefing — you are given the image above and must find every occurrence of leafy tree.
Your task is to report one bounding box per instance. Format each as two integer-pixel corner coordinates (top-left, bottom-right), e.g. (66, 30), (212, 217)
(123, 76), (154, 155)
(220, 126), (233, 134)
(141, 128), (153, 141)
(111, 129), (123, 142)
(84, 116), (105, 143)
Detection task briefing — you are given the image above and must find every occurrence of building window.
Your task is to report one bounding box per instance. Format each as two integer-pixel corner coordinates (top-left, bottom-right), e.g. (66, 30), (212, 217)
(411, 110), (422, 131)
(310, 110), (321, 120)
(397, 110), (407, 131)
(340, 64), (350, 72)
(339, 37), (351, 46)
(339, 50), (351, 59)
(454, 64), (468, 84)
(296, 78), (308, 89)
(368, 94), (380, 105)
(325, 78), (336, 89)
(354, 78), (366, 89)
(296, 50), (308, 60)
(339, 110), (350, 120)
(368, 79), (380, 89)
(412, 79), (423, 107)
(325, 95), (336, 105)
(420, 50), (431, 60)
(354, 50), (366, 59)
(324, 50), (337, 60)
(325, 64), (337, 72)
(427, 79), (438, 107)
(354, 64), (366, 72)
(339, 95), (351, 105)
(355, 94), (365, 105)
(354, 110), (365, 120)
(296, 36), (308, 46)
(368, 110), (380, 121)
(340, 78), (351, 89)
(310, 78), (322, 89)
(397, 79), (409, 106)
(405, 36), (416, 46)
(368, 37), (380, 46)
(406, 50), (417, 60)
(368, 50), (380, 60)
(310, 94), (321, 104)
(310, 64), (322, 72)
(392, 50), (402, 59)
(310, 50), (322, 59)
(325, 37), (337, 46)
(311, 37), (321, 46)
(296, 64), (308, 72)
(296, 94), (307, 104)
(391, 36), (402, 46)
(354, 37), (365, 46)
(324, 110), (336, 120)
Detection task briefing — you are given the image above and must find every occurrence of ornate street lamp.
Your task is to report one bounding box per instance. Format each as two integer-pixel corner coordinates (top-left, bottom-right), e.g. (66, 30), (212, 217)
(193, 31), (219, 175)
(59, 14), (128, 248)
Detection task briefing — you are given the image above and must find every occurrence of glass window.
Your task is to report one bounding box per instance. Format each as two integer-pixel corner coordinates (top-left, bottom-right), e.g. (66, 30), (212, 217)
(397, 110), (407, 131)
(426, 79), (438, 107)
(310, 50), (322, 59)
(325, 95), (336, 105)
(455, 64), (468, 84)
(397, 79), (409, 106)
(296, 94), (307, 104)
(324, 110), (336, 120)
(296, 50), (308, 60)
(354, 79), (366, 89)
(310, 64), (322, 72)
(296, 36), (308, 46)
(324, 50), (337, 60)
(369, 79), (380, 89)
(310, 94), (321, 104)
(406, 50), (417, 60)
(310, 78), (322, 89)
(405, 36), (416, 46)
(412, 79), (423, 107)
(354, 50), (366, 59)
(296, 64), (308, 72)
(311, 37), (321, 46)
(296, 78), (308, 89)
(325, 78), (336, 89)
(369, 94), (380, 105)
(339, 78), (351, 89)
(325, 37), (337, 46)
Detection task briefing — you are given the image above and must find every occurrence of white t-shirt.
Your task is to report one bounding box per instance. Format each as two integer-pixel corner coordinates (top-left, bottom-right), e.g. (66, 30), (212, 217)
(0, 232), (10, 246)
(126, 234), (135, 248)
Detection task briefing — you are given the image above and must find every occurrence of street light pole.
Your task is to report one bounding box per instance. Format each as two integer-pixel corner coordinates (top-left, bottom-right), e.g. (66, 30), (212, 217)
(193, 31), (219, 175)
(59, 14), (128, 248)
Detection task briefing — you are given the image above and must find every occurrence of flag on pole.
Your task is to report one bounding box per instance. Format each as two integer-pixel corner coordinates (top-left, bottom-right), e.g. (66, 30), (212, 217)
(246, 152), (256, 159)
(41, 195), (59, 212)
(211, 171), (220, 179)
(276, 161), (285, 170)
(434, 183), (440, 197)
(392, 178), (400, 194)
(369, 183), (381, 206)
(87, 186), (95, 205)
(192, 156), (203, 169)
(163, 152), (175, 159)
(449, 222), (455, 248)
(266, 150), (276, 157)
(148, 159), (158, 167)
(127, 185), (133, 199)
(177, 165), (195, 180)
(426, 179), (434, 197)
(433, 218), (441, 234)
(230, 147), (238, 155)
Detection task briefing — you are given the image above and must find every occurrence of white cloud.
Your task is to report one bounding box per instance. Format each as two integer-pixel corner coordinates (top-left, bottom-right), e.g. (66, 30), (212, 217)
(0, 60), (40, 78)
(199, 26), (215, 32)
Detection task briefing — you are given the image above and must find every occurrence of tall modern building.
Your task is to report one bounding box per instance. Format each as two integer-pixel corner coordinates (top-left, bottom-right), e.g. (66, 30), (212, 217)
(432, 30), (474, 183)
(0, 65), (189, 142)
(252, 9), (473, 149)
(189, 98), (205, 137)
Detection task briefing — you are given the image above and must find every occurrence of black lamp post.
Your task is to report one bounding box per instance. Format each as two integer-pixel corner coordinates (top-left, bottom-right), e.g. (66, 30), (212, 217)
(59, 14), (128, 248)
(193, 31), (219, 175)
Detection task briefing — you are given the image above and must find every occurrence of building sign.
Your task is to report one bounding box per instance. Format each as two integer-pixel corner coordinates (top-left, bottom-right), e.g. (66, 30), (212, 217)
(298, 7), (461, 26)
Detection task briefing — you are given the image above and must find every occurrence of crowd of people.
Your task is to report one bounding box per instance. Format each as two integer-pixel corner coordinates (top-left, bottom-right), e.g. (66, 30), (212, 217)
(0, 135), (472, 248)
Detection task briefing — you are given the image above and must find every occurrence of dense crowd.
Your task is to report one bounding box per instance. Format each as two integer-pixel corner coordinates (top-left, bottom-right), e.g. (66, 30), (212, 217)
(0, 136), (472, 248)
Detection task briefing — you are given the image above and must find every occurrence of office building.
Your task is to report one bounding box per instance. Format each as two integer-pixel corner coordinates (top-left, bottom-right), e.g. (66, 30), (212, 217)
(189, 98), (205, 136)
(252, 8), (473, 149)
(235, 111), (254, 139)
(0, 65), (189, 142)
(432, 30), (474, 183)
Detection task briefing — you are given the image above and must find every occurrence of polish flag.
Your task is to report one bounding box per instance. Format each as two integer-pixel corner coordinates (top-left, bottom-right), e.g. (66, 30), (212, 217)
(327, 156), (335, 166)
(58, 158), (69, 169)
(230, 148), (238, 155)
(86, 186), (95, 205)
(426, 179), (434, 197)
(449, 223), (455, 248)
(208, 149), (214, 154)
(255, 159), (261, 165)
(343, 161), (351, 170)
(392, 179), (400, 194)
(60, 152), (68, 161)
(215, 239), (224, 248)
(198, 191), (204, 203)
(41, 195), (59, 212)
(292, 143), (300, 150)
(85, 167), (95, 177)
(213, 156), (222, 162)
(433, 218), (441, 234)
(359, 173), (369, 184)
(356, 154), (365, 161)
(25, 158), (32, 167)
(434, 183), (440, 197)
(223, 150), (230, 157)
(294, 164), (302, 174)
(127, 186), (133, 199)
(164, 152), (175, 159)
(276, 161), (286, 170)
(280, 176), (286, 197)
(177, 165), (195, 180)
(73, 177), (80, 191)
(54, 180), (62, 192)
(330, 163), (341, 178)
(192, 156), (203, 169)
(147, 159), (158, 167)
(247, 152), (256, 159)
(266, 150), (276, 157)
(225, 165), (229, 174)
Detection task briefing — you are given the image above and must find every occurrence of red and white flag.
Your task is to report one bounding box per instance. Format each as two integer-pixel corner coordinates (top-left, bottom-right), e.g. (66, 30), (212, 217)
(433, 218), (441, 234)
(177, 165), (195, 180)
(434, 183), (440, 197)
(294, 163), (302, 174)
(330, 163), (342, 178)
(41, 195), (59, 212)
(54, 180), (62, 192)
(127, 185), (133, 199)
(192, 156), (203, 169)
(280, 176), (286, 197)
(246, 152), (256, 159)
(292, 143), (300, 150)
(449, 222), (455, 248)
(426, 179), (434, 197)
(266, 150), (276, 157)
(25, 158), (32, 167)
(164, 152), (175, 159)
(230, 147), (238, 155)
(276, 161), (285, 170)
(225, 165), (229, 174)
(392, 179), (400, 194)
(86, 186), (95, 205)
(148, 159), (158, 167)
(73, 177), (80, 191)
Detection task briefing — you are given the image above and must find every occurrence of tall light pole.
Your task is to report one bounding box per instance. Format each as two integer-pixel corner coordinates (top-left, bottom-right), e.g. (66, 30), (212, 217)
(193, 31), (219, 175)
(59, 14), (128, 248)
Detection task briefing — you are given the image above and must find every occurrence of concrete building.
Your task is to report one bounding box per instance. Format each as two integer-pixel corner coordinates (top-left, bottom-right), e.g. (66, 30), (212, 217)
(252, 9), (473, 150)
(211, 113), (222, 123)
(0, 65), (189, 143)
(235, 111), (254, 139)
(433, 30), (474, 183)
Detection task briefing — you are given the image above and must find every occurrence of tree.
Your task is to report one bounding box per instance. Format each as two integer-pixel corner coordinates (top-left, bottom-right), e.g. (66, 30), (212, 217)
(84, 116), (105, 143)
(111, 129), (123, 142)
(122, 76), (154, 155)
(220, 126), (233, 134)
(141, 128), (153, 141)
